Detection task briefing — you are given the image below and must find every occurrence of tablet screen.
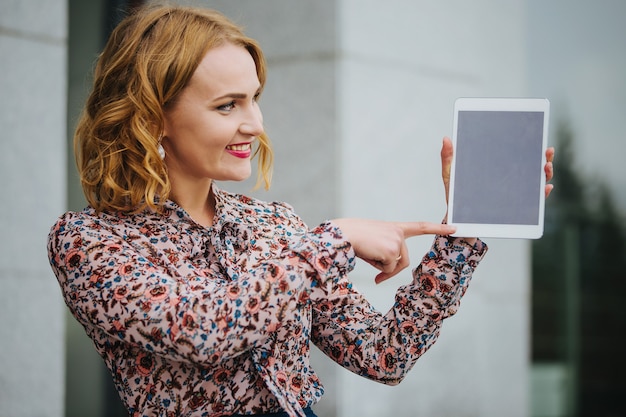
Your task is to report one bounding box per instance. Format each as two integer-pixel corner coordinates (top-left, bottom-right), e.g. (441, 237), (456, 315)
(448, 98), (549, 239)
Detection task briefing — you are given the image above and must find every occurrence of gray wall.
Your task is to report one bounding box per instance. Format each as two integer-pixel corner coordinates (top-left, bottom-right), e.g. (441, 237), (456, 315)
(0, 0), (68, 416)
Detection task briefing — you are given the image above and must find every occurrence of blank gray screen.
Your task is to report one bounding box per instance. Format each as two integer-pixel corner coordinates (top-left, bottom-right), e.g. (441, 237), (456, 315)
(452, 111), (544, 225)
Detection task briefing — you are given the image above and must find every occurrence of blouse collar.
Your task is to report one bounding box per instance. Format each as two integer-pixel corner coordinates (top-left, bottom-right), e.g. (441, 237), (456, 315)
(160, 182), (246, 231)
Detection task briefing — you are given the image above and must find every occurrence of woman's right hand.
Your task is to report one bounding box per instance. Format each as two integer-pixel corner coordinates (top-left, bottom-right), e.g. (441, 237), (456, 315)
(331, 218), (456, 284)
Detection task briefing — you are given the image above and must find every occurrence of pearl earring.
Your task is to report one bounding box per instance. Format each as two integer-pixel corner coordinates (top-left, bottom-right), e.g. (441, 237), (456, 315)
(157, 134), (165, 160)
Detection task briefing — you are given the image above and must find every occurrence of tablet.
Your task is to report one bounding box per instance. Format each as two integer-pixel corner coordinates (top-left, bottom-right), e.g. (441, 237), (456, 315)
(448, 97), (550, 239)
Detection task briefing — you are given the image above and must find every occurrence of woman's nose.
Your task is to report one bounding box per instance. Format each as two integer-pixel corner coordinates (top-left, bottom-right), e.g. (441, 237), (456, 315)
(240, 105), (264, 137)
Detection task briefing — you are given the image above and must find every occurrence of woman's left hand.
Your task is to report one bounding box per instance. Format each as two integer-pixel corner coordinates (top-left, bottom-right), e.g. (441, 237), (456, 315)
(544, 146), (555, 197)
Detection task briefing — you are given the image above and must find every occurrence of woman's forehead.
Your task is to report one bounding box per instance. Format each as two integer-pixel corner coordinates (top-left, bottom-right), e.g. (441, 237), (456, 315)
(187, 43), (259, 94)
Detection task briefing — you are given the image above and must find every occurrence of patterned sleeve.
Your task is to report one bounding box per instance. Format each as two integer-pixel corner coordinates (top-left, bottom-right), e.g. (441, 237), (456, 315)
(310, 234), (487, 385)
(47, 214), (355, 365)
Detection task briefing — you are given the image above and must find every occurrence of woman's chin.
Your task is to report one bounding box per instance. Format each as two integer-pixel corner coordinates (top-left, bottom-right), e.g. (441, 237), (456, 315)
(223, 171), (253, 183)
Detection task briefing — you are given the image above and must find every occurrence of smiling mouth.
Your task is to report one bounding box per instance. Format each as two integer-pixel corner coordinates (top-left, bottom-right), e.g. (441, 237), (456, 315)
(225, 143), (252, 158)
(226, 143), (251, 151)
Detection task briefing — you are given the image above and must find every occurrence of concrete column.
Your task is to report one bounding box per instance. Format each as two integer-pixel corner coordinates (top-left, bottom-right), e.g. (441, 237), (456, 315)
(336, 1), (530, 416)
(0, 0), (68, 416)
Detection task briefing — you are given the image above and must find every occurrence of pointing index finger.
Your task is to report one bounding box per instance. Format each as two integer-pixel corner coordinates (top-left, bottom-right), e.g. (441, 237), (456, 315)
(397, 221), (457, 238)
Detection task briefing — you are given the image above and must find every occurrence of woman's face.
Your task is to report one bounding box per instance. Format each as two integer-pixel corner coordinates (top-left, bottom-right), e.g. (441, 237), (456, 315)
(162, 43), (264, 185)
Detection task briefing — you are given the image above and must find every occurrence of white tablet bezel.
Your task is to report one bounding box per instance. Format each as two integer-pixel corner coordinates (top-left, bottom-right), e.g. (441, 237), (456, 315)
(448, 97), (550, 239)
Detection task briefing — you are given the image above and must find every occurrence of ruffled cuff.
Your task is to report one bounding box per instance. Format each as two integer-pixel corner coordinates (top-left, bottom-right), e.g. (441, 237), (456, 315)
(434, 235), (488, 272)
(412, 235), (488, 314)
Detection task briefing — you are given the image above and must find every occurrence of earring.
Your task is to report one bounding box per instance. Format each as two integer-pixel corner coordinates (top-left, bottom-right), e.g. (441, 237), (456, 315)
(157, 134), (165, 159)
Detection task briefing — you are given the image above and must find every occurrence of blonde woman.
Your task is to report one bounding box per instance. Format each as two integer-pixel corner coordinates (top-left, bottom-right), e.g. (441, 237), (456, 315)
(48, 4), (554, 417)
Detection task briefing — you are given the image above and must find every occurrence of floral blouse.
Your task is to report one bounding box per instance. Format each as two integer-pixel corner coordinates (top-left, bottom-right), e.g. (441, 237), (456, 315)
(47, 184), (487, 417)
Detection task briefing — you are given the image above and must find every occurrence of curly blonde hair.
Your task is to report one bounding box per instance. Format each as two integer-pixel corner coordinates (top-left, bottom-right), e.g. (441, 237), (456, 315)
(75, 4), (273, 213)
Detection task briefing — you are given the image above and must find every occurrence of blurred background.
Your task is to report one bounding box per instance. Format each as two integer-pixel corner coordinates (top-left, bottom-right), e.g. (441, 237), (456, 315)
(1, 0), (624, 416)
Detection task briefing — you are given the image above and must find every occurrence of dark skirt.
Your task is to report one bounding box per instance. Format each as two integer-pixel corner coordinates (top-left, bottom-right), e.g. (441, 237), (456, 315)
(230, 407), (318, 417)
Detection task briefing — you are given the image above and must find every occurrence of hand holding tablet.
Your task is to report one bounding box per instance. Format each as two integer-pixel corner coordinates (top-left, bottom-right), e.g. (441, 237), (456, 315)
(447, 98), (551, 239)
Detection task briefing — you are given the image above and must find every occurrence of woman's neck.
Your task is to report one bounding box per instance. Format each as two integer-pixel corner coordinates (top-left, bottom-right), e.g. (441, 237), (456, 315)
(169, 179), (216, 228)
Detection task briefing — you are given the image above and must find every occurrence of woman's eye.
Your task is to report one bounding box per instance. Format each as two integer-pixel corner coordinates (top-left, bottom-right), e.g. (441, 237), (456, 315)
(217, 101), (236, 112)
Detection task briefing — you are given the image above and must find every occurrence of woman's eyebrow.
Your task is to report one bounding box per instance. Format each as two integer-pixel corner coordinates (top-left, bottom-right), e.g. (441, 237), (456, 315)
(212, 85), (261, 102)
(214, 92), (248, 101)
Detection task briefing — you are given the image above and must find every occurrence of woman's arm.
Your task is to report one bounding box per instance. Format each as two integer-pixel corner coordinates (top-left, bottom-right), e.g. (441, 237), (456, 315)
(311, 234), (487, 385)
(48, 214), (354, 365)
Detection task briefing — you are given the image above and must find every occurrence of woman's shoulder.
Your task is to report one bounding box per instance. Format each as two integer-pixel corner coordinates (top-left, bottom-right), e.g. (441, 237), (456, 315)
(48, 205), (140, 243)
(47, 208), (102, 265)
(49, 207), (98, 234)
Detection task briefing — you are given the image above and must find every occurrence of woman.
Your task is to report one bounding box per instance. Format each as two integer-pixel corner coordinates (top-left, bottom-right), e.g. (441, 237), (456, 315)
(48, 4), (554, 417)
